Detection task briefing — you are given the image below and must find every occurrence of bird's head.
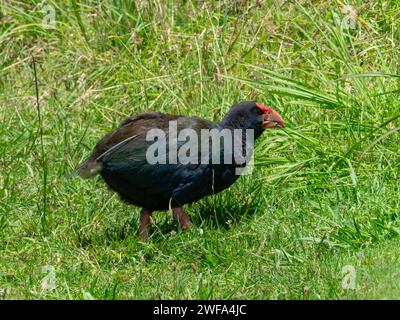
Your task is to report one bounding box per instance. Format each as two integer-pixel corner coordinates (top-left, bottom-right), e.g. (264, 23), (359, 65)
(220, 101), (285, 137)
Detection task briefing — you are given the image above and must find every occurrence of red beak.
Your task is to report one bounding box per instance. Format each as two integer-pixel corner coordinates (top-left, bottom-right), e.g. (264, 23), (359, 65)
(256, 102), (285, 129)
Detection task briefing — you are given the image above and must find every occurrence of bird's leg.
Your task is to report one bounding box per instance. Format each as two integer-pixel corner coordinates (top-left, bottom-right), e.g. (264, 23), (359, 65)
(172, 207), (192, 229)
(137, 208), (153, 240)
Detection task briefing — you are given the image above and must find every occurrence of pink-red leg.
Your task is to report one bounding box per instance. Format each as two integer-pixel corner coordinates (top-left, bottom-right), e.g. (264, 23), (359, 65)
(137, 208), (152, 240)
(172, 207), (192, 229)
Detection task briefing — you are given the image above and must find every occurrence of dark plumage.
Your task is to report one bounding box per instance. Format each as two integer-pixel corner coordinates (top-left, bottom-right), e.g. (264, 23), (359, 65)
(77, 101), (284, 239)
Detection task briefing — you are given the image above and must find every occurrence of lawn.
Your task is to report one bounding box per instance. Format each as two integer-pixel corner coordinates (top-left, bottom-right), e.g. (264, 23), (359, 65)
(0, 0), (399, 299)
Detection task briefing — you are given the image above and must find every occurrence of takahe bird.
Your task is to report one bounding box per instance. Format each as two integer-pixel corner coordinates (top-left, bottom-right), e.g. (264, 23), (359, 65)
(76, 101), (284, 239)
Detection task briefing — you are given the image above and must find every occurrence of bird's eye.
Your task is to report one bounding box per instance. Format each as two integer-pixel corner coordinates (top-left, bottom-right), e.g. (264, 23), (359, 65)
(251, 106), (263, 115)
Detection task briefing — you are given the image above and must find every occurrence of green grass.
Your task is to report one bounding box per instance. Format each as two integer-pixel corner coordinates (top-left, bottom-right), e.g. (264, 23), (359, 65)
(1, 0), (399, 299)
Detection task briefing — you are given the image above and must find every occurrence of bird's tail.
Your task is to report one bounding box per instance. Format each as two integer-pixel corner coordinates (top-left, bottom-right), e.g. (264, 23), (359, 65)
(74, 158), (103, 179)
(74, 133), (139, 179)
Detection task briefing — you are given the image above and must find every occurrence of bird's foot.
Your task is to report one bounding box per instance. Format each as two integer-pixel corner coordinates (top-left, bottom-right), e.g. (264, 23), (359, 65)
(137, 208), (153, 240)
(172, 207), (192, 230)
